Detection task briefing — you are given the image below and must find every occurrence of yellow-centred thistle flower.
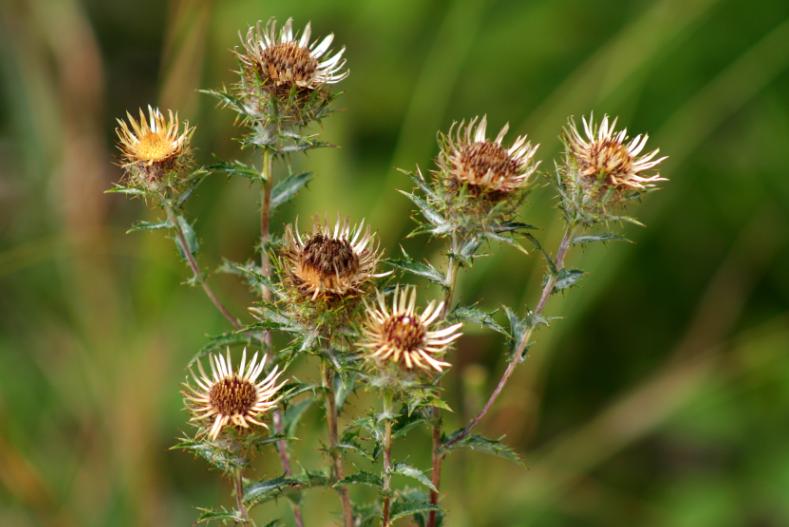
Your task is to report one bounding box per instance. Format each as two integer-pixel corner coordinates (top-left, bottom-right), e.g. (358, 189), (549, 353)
(564, 114), (667, 191)
(183, 349), (285, 440)
(115, 105), (193, 183)
(360, 286), (462, 373)
(281, 218), (385, 301)
(437, 115), (539, 198)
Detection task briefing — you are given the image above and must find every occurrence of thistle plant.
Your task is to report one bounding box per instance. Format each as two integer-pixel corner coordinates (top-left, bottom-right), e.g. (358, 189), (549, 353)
(110, 16), (666, 527)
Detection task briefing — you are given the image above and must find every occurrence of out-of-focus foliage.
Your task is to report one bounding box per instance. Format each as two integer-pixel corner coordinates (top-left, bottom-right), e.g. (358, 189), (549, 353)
(1, 0), (788, 526)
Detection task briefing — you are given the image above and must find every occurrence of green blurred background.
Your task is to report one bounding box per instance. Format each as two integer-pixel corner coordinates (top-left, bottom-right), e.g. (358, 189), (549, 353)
(2, 0), (789, 525)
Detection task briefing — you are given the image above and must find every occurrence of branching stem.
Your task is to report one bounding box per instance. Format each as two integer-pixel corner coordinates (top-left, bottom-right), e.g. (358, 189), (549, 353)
(164, 203), (241, 329)
(444, 224), (575, 450)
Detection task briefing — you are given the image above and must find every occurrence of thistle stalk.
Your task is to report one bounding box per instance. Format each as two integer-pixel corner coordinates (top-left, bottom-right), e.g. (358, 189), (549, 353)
(322, 361), (353, 527)
(233, 467), (251, 524)
(259, 149), (274, 307)
(381, 390), (394, 527)
(427, 232), (461, 527)
(163, 202), (241, 329)
(258, 147), (305, 527)
(444, 224), (575, 450)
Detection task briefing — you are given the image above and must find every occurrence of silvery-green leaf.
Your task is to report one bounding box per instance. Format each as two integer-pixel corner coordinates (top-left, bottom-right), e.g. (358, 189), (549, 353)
(553, 268), (584, 292)
(392, 463), (437, 492)
(440, 433), (523, 465)
(271, 172), (313, 209)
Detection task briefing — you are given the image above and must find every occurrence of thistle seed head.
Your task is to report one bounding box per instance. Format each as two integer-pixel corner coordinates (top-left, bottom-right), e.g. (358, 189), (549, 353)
(282, 218), (385, 301)
(437, 115), (539, 198)
(564, 114), (667, 191)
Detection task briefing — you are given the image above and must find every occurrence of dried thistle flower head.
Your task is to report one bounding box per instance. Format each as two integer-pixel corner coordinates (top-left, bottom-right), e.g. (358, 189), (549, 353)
(183, 349), (285, 440)
(240, 18), (347, 90)
(437, 115), (539, 198)
(115, 105), (193, 184)
(564, 114), (667, 191)
(361, 286), (462, 373)
(237, 18), (347, 124)
(282, 218), (385, 301)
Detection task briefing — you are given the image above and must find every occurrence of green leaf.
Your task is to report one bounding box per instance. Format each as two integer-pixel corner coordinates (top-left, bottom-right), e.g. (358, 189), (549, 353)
(389, 248), (446, 286)
(451, 306), (508, 337)
(207, 160), (262, 182)
(175, 215), (199, 257)
(493, 221), (537, 233)
(572, 233), (628, 245)
(105, 184), (147, 196)
(244, 476), (299, 507)
(503, 306), (526, 351)
(125, 220), (172, 234)
(523, 233), (557, 273)
(405, 167), (437, 200)
(390, 490), (439, 522)
(280, 381), (321, 403)
(458, 236), (482, 263)
(392, 410), (428, 439)
(482, 230), (528, 255)
(200, 88), (249, 117)
(196, 506), (245, 525)
(176, 167), (210, 206)
(338, 471), (383, 488)
(399, 190), (452, 235)
(335, 372), (356, 411)
(553, 268), (584, 292)
(392, 463), (437, 492)
(248, 306), (301, 333)
(441, 433), (523, 465)
(243, 471), (328, 508)
(173, 436), (247, 474)
(188, 331), (256, 366)
(218, 259), (274, 291)
(337, 439), (375, 462)
(283, 398), (313, 437)
(271, 172), (313, 209)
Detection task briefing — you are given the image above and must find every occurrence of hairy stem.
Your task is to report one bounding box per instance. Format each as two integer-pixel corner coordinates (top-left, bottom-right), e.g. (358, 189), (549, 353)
(381, 391), (394, 527)
(164, 204), (241, 329)
(322, 361), (353, 527)
(444, 225), (575, 450)
(258, 149), (305, 527)
(427, 233), (461, 527)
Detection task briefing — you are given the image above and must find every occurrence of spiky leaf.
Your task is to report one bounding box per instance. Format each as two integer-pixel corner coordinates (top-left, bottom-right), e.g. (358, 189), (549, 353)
(271, 172), (313, 209)
(553, 268), (584, 292)
(451, 306), (508, 337)
(392, 463), (436, 492)
(125, 220), (172, 234)
(441, 433), (523, 465)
